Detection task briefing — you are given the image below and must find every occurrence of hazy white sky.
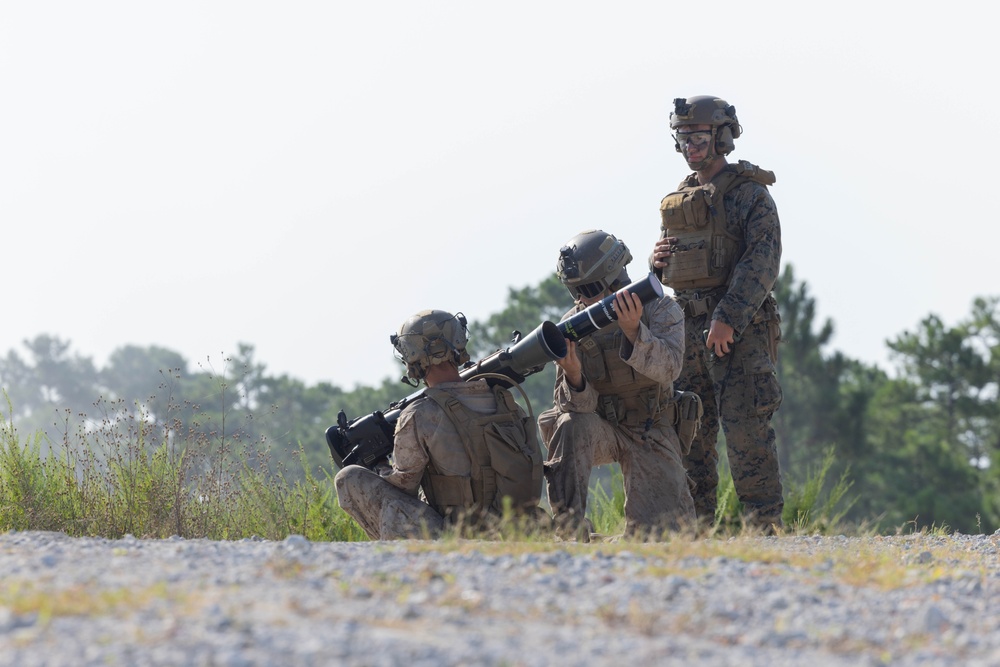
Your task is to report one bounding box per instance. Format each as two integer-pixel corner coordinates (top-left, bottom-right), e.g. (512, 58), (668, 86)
(2, 2), (997, 390)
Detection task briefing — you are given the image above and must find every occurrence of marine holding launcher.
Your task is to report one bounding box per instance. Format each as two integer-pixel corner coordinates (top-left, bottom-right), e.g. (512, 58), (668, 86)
(539, 229), (700, 541)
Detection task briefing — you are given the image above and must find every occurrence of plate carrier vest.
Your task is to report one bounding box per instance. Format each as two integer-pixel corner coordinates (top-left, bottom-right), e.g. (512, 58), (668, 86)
(419, 385), (543, 521)
(576, 306), (704, 452)
(577, 309), (668, 429)
(659, 160), (775, 292)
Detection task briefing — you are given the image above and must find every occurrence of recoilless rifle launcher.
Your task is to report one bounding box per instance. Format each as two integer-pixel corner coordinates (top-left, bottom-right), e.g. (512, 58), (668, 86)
(325, 273), (664, 471)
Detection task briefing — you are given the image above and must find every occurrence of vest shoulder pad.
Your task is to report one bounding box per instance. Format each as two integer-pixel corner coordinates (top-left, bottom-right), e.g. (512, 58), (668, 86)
(733, 160), (776, 186)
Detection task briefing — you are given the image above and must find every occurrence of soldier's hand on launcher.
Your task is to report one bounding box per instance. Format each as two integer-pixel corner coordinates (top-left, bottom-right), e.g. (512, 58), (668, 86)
(614, 289), (643, 343)
(651, 236), (679, 270)
(556, 339), (585, 391)
(373, 457), (392, 476)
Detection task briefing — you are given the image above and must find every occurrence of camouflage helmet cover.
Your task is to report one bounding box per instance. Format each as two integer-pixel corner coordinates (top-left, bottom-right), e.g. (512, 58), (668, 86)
(556, 229), (632, 299)
(391, 309), (471, 381)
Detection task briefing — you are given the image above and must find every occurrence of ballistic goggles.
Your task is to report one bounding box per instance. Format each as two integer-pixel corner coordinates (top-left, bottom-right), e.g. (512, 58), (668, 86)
(574, 282), (608, 299)
(673, 130), (713, 149)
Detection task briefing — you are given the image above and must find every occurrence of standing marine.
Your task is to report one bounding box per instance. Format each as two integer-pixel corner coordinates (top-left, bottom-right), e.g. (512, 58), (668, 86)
(651, 95), (784, 531)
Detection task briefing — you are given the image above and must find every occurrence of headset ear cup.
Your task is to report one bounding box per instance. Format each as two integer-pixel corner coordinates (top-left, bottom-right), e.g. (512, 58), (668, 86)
(426, 338), (449, 362)
(716, 125), (735, 155)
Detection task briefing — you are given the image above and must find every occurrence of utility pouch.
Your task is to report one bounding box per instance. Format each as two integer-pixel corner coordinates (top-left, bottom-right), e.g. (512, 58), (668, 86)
(424, 474), (475, 511)
(751, 293), (782, 364)
(768, 318), (781, 365)
(674, 391), (703, 456)
(599, 395), (620, 425)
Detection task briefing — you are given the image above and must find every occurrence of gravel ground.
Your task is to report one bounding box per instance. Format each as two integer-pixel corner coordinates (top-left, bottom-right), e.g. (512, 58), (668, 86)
(0, 530), (998, 666)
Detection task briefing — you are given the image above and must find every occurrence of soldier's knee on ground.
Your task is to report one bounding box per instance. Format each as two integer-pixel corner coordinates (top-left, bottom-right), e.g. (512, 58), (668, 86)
(333, 464), (371, 511)
(379, 497), (444, 540)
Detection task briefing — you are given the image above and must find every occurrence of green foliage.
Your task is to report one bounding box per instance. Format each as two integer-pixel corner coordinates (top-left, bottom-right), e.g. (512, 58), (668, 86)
(580, 447), (857, 537)
(587, 464), (626, 535)
(861, 377), (995, 533)
(772, 265), (875, 480)
(706, 448), (854, 535)
(0, 335), (98, 421)
(0, 391), (363, 541)
(782, 448), (854, 532)
(853, 296), (1000, 533)
(0, 417), (59, 531)
(768, 265), (1000, 533)
(713, 468), (741, 531)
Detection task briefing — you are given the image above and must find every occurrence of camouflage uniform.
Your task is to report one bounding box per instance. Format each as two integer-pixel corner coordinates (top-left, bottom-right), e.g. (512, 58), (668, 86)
(660, 165), (784, 527)
(539, 295), (696, 538)
(335, 379), (502, 540)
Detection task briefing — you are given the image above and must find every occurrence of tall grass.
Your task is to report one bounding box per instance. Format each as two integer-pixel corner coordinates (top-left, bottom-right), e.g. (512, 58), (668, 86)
(1, 388), (852, 542)
(0, 394), (364, 541)
(588, 465), (626, 535)
(585, 448), (855, 538)
(711, 447), (854, 534)
(782, 448), (854, 531)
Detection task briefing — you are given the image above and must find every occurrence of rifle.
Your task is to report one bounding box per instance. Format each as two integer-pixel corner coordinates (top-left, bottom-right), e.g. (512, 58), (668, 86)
(325, 272), (664, 470)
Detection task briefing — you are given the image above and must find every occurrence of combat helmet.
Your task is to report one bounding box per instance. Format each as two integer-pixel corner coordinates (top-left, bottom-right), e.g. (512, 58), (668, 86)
(391, 309), (471, 381)
(556, 229), (632, 300)
(670, 95), (742, 161)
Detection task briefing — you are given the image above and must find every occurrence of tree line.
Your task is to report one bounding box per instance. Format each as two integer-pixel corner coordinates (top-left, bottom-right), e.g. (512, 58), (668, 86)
(2, 265), (999, 533)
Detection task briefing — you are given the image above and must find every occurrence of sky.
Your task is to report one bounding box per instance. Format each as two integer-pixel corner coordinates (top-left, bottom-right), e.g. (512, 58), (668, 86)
(1, 2), (997, 391)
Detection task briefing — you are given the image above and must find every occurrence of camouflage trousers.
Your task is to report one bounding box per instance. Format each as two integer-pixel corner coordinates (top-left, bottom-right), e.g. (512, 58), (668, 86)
(334, 465), (445, 540)
(539, 409), (696, 539)
(678, 307), (784, 527)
